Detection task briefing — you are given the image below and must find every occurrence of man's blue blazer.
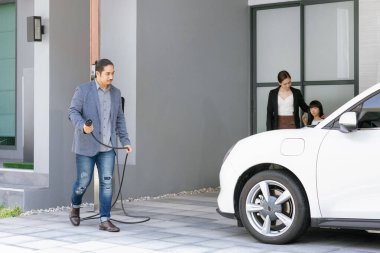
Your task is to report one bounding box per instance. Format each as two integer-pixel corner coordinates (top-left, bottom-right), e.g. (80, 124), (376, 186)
(68, 81), (130, 156)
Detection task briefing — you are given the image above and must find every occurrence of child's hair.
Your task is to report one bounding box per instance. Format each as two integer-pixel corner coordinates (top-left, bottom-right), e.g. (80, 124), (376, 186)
(306, 100), (324, 125)
(309, 100), (324, 117)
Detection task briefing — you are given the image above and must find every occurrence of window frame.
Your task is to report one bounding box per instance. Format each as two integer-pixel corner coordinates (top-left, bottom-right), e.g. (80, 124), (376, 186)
(0, 0), (17, 149)
(250, 0), (359, 134)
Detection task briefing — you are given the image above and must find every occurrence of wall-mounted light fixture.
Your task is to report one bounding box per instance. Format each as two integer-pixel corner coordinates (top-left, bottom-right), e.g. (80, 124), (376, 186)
(27, 16), (45, 42)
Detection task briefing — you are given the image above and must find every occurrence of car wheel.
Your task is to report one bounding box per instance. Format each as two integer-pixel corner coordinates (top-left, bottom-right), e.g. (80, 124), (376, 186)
(239, 170), (310, 244)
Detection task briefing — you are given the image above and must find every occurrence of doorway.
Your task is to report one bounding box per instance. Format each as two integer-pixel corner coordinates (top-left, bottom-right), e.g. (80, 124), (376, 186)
(251, 0), (358, 134)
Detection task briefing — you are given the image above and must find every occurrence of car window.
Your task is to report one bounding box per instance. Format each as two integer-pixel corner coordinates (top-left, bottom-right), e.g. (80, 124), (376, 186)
(357, 92), (380, 128)
(325, 93), (380, 130)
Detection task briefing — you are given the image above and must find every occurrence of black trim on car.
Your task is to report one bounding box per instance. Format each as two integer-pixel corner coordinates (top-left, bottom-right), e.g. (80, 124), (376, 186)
(216, 208), (236, 219)
(311, 218), (380, 230)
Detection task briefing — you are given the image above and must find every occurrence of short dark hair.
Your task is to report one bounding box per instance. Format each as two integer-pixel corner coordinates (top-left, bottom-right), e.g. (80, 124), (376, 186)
(277, 70), (291, 83)
(95, 58), (114, 74)
(309, 100), (324, 117)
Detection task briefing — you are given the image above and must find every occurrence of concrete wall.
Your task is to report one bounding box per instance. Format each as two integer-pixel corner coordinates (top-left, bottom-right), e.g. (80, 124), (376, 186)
(48, 0), (91, 205)
(29, 0), (91, 208)
(100, 0), (137, 165)
(18, 0), (380, 209)
(33, 0), (49, 174)
(18, 0), (34, 162)
(124, 0), (250, 197)
(359, 0), (380, 92)
(24, 0), (249, 210)
(249, 0), (293, 6)
(7, 0), (380, 211)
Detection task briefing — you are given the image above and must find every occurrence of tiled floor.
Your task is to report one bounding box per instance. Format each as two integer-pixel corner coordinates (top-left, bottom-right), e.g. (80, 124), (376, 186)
(1, 192), (380, 253)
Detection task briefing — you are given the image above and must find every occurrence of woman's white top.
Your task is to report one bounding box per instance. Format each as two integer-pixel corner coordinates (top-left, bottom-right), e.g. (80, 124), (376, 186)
(278, 94), (294, 116)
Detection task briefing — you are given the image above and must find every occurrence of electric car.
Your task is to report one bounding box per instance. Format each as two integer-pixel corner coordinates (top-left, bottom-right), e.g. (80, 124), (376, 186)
(217, 83), (380, 244)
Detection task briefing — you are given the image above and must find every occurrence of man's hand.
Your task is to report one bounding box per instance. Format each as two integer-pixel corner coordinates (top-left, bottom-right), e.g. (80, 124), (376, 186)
(83, 124), (93, 134)
(124, 145), (133, 153)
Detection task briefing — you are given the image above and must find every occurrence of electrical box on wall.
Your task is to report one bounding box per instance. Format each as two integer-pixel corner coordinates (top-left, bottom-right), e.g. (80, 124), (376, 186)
(90, 64), (96, 80)
(27, 16), (44, 42)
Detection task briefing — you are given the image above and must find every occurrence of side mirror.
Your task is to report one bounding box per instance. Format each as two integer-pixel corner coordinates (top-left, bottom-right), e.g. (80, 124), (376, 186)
(339, 112), (357, 133)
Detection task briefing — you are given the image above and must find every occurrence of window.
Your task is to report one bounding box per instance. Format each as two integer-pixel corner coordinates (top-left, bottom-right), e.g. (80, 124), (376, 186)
(0, 2), (16, 147)
(357, 92), (380, 129)
(251, 0), (358, 134)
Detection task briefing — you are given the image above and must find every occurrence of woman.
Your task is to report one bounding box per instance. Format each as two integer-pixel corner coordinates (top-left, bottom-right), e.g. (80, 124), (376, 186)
(267, 70), (309, 130)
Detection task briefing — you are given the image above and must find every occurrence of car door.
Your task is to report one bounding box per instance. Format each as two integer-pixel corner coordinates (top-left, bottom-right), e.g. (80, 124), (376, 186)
(317, 91), (380, 219)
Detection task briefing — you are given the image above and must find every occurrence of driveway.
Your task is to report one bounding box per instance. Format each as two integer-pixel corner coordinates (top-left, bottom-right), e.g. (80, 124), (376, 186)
(0, 191), (379, 252)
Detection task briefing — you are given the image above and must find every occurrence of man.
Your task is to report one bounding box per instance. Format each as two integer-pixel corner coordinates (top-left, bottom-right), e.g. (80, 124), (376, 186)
(68, 59), (132, 232)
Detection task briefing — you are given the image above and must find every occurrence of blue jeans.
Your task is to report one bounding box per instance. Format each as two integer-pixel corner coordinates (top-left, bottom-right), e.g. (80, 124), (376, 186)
(71, 150), (115, 221)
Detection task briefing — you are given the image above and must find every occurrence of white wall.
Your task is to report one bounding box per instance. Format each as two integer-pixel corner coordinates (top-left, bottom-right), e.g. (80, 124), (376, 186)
(100, 0), (137, 165)
(33, 0), (49, 174)
(359, 0), (380, 92)
(27, 0), (91, 208)
(249, 0), (296, 6)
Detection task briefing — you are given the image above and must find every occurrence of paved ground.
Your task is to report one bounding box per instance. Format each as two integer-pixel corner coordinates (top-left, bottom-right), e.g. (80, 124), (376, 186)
(0, 192), (380, 253)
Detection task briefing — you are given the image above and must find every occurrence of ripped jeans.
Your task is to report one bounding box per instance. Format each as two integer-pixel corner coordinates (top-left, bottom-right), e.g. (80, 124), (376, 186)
(71, 149), (115, 221)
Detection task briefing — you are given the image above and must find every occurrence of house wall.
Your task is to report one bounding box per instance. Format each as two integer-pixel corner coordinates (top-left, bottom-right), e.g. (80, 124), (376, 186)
(20, 0), (249, 210)
(16, 0), (380, 210)
(47, 0), (91, 205)
(132, 0), (250, 196)
(8, 0), (380, 210)
(359, 0), (380, 92)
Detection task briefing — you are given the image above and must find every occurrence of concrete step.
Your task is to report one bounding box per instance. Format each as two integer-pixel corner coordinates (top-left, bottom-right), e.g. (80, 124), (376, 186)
(0, 169), (49, 210)
(0, 185), (24, 209)
(0, 183), (48, 210)
(0, 168), (48, 186)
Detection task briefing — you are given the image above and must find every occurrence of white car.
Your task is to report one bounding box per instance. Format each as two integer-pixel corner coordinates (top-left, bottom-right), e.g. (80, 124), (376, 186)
(217, 83), (380, 244)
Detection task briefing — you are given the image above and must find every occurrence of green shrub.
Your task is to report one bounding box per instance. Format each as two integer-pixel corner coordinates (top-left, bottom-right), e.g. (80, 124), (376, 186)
(0, 205), (22, 218)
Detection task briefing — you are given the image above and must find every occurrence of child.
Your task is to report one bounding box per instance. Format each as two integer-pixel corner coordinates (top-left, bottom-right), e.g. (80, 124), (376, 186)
(303, 100), (324, 126)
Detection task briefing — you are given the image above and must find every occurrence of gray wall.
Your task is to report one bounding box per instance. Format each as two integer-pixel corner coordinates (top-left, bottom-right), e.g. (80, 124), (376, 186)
(100, 0), (137, 165)
(17, 0), (250, 209)
(359, 0), (380, 91)
(47, 0), (91, 206)
(123, 0), (250, 197)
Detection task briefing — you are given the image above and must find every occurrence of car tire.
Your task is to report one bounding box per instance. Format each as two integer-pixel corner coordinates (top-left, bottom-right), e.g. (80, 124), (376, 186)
(239, 169), (310, 244)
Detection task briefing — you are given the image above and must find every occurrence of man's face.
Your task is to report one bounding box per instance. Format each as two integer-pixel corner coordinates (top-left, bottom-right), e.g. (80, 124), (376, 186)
(96, 64), (115, 86)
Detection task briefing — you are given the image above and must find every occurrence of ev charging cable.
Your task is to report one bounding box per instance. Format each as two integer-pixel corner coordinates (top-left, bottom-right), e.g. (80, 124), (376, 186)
(80, 119), (150, 224)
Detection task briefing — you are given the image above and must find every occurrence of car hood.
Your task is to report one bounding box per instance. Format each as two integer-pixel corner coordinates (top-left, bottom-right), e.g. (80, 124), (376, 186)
(225, 127), (329, 174)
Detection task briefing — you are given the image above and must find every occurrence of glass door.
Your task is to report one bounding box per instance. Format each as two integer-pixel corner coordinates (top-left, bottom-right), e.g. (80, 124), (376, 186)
(253, 4), (301, 133)
(0, 2), (16, 147)
(303, 1), (355, 116)
(251, 0), (357, 134)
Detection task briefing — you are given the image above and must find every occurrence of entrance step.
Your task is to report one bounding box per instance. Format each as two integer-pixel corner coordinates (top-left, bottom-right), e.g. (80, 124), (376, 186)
(0, 169), (49, 210)
(0, 168), (48, 186)
(0, 183), (47, 210)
